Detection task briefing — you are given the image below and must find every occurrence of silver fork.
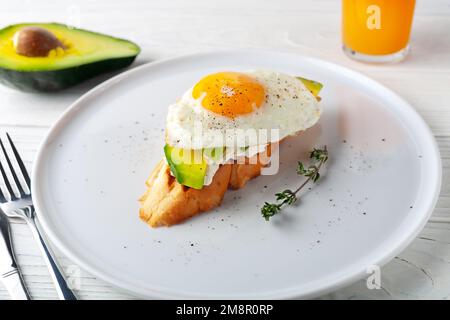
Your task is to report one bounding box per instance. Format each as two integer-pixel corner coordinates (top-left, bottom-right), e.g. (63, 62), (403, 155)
(0, 133), (77, 300)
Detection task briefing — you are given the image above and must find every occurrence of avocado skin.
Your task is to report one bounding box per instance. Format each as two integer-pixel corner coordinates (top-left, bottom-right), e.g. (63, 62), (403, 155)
(0, 55), (137, 92)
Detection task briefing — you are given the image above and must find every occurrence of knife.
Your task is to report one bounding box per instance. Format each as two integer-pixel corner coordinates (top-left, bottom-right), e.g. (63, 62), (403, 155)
(0, 209), (30, 300)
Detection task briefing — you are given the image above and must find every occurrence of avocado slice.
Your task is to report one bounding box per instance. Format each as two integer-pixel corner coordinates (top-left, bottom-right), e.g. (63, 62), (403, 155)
(0, 23), (140, 91)
(297, 77), (323, 98)
(164, 145), (226, 189)
(164, 144), (207, 190)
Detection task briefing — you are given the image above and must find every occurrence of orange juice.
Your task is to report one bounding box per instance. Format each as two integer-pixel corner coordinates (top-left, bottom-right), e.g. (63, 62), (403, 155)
(342, 0), (415, 58)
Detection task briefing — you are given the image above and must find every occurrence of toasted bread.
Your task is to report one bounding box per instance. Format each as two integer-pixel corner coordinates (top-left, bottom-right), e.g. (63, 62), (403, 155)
(139, 161), (232, 227)
(228, 145), (272, 189)
(139, 146), (271, 227)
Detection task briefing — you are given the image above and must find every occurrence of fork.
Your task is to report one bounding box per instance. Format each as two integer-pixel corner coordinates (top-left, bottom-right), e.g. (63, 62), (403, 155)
(0, 133), (77, 300)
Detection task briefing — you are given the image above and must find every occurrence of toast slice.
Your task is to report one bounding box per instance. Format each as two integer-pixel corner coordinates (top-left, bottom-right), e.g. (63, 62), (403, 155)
(139, 161), (232, 227)
(139, 146), (272, 227)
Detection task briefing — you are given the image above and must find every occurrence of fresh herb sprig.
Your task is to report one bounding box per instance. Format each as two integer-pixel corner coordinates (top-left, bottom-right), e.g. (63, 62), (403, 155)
(261, 146), (328, 221)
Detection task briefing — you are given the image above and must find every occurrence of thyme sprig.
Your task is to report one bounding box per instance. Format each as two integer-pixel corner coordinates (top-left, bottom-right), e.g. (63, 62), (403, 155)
(261, 146), (328, 221)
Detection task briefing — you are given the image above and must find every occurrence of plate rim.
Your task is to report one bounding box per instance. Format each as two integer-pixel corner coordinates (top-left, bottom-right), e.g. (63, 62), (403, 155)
(31, 49), (442, 299)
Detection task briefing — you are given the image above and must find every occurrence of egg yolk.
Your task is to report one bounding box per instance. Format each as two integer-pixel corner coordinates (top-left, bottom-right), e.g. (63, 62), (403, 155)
(192, 72), (265, 118)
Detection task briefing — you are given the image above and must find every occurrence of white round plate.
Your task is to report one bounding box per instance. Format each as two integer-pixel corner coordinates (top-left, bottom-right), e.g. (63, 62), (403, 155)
(32, 51), (441, 299)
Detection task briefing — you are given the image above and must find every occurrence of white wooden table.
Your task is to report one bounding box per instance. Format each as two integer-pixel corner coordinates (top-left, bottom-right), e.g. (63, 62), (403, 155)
(0, 0), (449, 300)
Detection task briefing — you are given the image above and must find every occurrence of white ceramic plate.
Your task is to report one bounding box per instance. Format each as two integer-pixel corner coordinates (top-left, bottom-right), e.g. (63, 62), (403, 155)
(32, 51), (441, 299)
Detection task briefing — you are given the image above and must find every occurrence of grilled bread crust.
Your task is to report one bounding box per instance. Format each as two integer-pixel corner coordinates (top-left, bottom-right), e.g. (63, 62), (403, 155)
(139, 146), (272, 227)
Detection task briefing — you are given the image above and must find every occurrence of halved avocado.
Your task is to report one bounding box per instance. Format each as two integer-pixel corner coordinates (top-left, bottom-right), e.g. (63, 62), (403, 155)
(0, 23), (140, 91)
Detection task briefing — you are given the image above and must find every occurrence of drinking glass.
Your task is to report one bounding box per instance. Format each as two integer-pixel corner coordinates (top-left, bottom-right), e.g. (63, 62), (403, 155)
(342, 0), (416, 63)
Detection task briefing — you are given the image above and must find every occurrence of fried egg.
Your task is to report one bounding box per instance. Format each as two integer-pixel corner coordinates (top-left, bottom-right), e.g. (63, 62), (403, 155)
(165, 70), (322, 185)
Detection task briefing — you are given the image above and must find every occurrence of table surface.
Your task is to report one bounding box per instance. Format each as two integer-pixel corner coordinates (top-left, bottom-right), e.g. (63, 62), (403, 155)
(0, 0), (449, 300)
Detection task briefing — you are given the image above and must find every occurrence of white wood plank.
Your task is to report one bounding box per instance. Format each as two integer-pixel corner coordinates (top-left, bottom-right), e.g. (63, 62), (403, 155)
(0, 0), (449, 300)
(324, 222), (450, 300)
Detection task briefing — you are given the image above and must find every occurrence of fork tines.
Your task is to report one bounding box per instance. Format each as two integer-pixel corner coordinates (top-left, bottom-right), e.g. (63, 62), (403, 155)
(0, 133), (31, 203)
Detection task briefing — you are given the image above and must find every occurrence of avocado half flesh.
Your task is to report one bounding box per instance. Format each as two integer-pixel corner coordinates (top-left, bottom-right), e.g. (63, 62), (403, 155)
(0, 23), (140, 91)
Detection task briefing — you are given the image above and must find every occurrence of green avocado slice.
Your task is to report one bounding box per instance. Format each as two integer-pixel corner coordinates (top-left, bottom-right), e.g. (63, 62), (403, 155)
(164, 144), (207, 190)
(164, 145), (226, 189)
(297, 77), (323, 98)
(0, 23), (140, 91)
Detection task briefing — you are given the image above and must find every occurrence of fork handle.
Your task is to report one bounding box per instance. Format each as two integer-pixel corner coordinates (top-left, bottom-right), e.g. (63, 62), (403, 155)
(21, 206), (77, 300)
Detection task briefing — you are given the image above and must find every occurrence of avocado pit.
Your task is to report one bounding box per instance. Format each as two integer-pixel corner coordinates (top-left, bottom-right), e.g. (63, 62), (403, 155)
(13, 26), (66, 57)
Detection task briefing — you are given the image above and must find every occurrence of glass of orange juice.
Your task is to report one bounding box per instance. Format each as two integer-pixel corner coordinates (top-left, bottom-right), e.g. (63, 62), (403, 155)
(342, 0), (416, 63)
